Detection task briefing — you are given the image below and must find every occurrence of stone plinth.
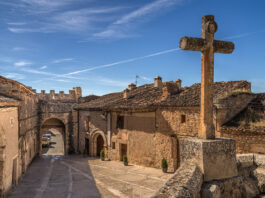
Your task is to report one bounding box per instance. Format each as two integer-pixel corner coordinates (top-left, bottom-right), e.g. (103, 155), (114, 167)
(180, 137), (238, 182)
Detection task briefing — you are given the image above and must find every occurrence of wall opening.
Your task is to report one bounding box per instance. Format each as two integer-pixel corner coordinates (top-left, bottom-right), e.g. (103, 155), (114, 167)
(96, 135), (104, 157)
(85, 138), (89, 155)
(40, 118), (65, 156)
(120, 144), (127, 161)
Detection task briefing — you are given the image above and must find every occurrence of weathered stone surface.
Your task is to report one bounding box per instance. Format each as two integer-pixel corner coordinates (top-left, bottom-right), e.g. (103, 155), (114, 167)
(201, 184), (221, 198)
(252, 167), (265, 193)
(180, 137), (238, 182)
(152, 162), (203, 198)
(243, 178), (260, 198)
(254, 154), (265, 167)
(237, 154), (254, 168)
(202, 176), (259, 198)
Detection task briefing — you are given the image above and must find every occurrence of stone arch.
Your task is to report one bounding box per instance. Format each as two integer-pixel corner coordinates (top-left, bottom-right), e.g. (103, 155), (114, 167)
(40, 117), (66, 155)
(90, 130), (107, 157)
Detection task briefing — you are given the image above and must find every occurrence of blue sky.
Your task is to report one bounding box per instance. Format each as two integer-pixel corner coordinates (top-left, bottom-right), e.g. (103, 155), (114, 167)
(0, 0), (264, 96)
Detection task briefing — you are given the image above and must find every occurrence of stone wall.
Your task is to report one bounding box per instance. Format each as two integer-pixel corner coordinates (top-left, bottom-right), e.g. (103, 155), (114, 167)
(108, 109), (188, 171)
(78, 110), (108, 155)
(0, 76), (39, 175)
(37, 87), (81, 102)
(215, 93), (256, 129)
(0, 107), (19, 197)
(156, 107), (200, 137)
(153, 154), (265, 197)
(152, 162), (203, 198)
(219, 127), (265, 154)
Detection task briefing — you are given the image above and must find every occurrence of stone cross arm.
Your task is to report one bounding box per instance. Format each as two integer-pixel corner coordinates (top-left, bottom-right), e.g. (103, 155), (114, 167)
(180, 37), (234, 54)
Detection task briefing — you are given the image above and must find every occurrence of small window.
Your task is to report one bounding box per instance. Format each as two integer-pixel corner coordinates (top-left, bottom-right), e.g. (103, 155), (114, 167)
(117, 115), (124, 129)
(181, 114), (186, 123)
(112, 142), (116, 149)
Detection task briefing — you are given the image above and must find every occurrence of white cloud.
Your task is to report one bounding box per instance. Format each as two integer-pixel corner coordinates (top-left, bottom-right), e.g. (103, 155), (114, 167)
(40, 65), (47, 69)
(14, 61), (32, 67)
(94, 0), (185, 39)
(3, 73), (25, 80)
(114, 0), (183, 25)
(52, 58), (73, 64)
(65, 48), (180, 75)
(20, 67), (81, 80)
(7, 22), (27, 26)
(12, 47), (26, 51)
(139, 76), (152, 82)
(96, 77), (130, 87)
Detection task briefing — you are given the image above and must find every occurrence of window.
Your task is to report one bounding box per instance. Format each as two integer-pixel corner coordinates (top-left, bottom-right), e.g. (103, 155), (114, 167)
(117, 115), (124, 129)
(112, 142), (116, 149)
(180, 114), (186, 123)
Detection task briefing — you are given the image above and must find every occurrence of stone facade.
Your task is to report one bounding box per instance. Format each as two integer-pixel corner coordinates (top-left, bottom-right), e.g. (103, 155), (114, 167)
(0, 76), (83, 197)
(74, 78), (256, 173)
(0, 107), (19, 197)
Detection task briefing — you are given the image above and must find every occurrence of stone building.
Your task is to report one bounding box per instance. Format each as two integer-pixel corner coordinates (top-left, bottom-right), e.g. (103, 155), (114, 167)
(74, 76), (253, 172)
(0, 76), (38, 197)
(218, 93), (265, 153)
(0, 94), (20, 197)
(0, 75), (83, 197)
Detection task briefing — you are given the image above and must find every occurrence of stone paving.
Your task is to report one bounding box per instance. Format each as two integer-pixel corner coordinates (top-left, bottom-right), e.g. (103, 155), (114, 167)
(8, 156), (172, 198)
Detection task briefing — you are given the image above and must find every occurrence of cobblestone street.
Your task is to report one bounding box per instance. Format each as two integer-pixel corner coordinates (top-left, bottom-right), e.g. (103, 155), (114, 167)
(8, 156), (171, 198)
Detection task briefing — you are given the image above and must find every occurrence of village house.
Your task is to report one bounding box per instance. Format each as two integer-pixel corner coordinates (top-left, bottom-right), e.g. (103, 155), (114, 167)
(0, 75), (83, 197)
(0, 73), (264, 197)
(74, 76), (256, 172)
(0, 76), (38, 197)
(0, 94), (20, 196)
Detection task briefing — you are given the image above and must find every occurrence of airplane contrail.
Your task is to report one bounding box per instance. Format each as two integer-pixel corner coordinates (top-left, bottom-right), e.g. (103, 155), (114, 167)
(65, 48), (180, 75)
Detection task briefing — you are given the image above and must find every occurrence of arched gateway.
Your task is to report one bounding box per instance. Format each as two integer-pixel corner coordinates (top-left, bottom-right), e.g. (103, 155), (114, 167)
(40, 118), (65, 156)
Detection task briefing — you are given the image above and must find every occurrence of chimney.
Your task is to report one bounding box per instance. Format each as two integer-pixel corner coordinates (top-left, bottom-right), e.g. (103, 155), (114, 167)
(162, 82), (180, 98)
(128, 83), (136, 91)
(175, 79), (182, 89)
(123, 89), (129, 99)
(154, 76), (163, 89)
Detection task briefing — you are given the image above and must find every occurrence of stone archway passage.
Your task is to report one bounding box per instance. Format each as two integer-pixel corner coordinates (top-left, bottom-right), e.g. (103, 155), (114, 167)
(96, 135), (104, 157)
(41, 118), (65, 156)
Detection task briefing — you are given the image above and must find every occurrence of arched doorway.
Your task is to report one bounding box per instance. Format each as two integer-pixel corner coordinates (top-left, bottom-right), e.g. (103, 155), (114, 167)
(96, 135), (104, 156)
(40, 118), (65, 156)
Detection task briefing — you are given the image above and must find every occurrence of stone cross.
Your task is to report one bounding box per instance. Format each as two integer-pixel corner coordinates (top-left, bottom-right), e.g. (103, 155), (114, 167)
(179, 15), (234, 139)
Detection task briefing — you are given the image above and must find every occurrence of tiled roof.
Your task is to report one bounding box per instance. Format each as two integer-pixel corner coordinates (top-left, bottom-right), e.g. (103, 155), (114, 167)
(75, 80), (251, 110)
(224, 93), (265, 130)
(78, 95), (99, 103)
(158, 80), (251, 107)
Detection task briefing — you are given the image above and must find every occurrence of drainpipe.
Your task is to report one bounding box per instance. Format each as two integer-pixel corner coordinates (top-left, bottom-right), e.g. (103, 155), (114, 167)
(77, 110), (80, 153)
(107, 112), (111, 147)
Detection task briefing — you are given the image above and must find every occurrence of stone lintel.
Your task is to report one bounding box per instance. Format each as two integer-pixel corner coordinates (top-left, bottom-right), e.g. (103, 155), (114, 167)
(180, 137), (238, 182)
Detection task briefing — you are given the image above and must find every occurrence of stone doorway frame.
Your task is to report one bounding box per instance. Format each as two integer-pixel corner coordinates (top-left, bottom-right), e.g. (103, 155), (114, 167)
(39, 117), (66, 156)
(91, 131), (107, 157)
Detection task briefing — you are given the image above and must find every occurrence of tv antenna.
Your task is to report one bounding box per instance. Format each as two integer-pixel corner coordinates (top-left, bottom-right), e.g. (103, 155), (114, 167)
(135, 75), (139, 86)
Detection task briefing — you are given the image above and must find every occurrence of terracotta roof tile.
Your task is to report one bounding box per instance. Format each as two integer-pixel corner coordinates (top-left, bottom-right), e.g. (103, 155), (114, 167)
(75, 80), (251, 110)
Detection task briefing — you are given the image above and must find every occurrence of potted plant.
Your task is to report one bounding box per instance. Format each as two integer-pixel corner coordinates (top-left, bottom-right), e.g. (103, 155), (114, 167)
(83, 148), (88, 157)
(161, 158), (168, 173)
(123, 155), (128, 166)
(100, 149), (105, 161)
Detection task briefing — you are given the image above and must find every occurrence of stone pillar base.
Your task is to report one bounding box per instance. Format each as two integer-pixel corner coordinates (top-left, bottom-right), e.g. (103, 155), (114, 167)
(180, 137), (238, 182)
